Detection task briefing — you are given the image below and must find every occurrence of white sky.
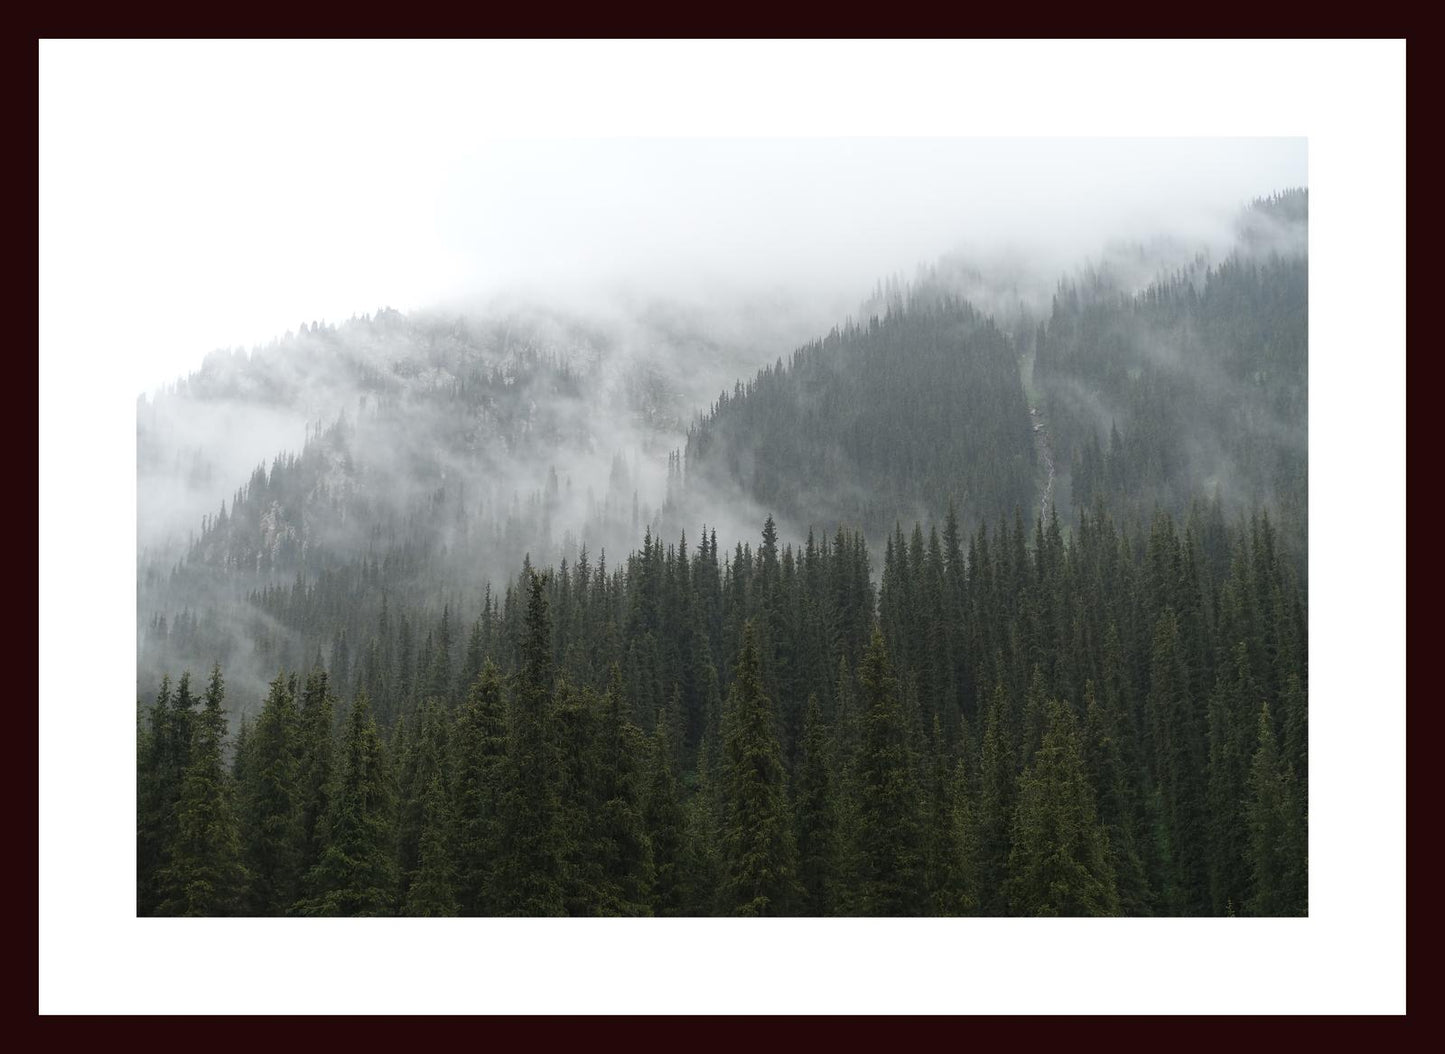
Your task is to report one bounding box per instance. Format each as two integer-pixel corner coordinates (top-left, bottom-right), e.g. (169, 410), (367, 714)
(40, 41), (1305, 395)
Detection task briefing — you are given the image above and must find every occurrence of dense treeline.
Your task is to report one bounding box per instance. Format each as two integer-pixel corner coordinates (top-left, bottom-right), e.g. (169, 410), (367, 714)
(139, 499), (1306, 916)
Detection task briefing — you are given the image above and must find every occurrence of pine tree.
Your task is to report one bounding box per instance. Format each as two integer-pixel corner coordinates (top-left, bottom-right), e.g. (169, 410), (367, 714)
(295, 691), (397, 916)
(855, 628), (925, 915)
(294, 668), (336, 880)
(426, 605), (455, 706)
(645, 715), (688, 916)
(396, 700), (450, 905)
(794, 693), (839, 915)
(1006, 699), (1120, 916)
(924, 715), (968, 915)
(1280, 671), (1308, 793)
(238, 672), (302, 913)
(554, 680), (607, 915)
(1146, 609), (1209, 914)
(138, 673), (189, 915)
(497, 571), (566, 916)
(947, 755), (979, 914)
(595, 667), (654, 915)
(683, 729), (724, 916)
(1205, 643), (1255, 916)
(452, 661), (508, 915)
(155, 666), (246, 916)
(231, 715), (253, 794)
(1246, 702), (1307, 916)
(720, 622), (800, 916)
(404, 773), (458, 916)
(972, 683), (1015, 915)
(1083, 681), (1152, 915)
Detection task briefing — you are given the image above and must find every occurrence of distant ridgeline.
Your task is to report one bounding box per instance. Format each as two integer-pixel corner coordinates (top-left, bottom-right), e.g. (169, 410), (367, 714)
(139, 308), (691, 707)
(1035, 188), (1308, 565)
(680, 188), (1308, 574)
(139, 500), (1307, 917)
(681, 292), (1036, 544)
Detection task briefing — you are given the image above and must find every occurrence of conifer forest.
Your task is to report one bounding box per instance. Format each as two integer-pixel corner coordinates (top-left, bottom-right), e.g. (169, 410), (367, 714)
(136, 187), (1309, 918)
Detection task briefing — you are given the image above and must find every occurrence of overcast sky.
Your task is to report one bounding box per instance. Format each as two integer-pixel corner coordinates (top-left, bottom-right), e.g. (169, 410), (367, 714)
(39, 42), (1306, 395)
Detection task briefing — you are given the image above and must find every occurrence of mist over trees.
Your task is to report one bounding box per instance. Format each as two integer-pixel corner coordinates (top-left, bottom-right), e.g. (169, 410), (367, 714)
(136, 189), (1308, 917)
(1035, 190), (1308, 568)
(682, 293), (1035, 542)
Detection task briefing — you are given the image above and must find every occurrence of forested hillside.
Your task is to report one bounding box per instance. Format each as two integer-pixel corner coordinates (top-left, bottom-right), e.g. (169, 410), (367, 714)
(139, 297), (815, 703)
(682, 293), (1036, 542)
(1035, 189), (1308, 563)
(139, 499), (1306, 917)
(136, 190), (1309, 917)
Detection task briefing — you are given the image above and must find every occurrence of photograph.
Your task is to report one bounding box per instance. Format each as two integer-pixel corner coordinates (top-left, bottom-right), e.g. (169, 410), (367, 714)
(38, 38), (1406, 1017)
(131, 134), (1310, 920)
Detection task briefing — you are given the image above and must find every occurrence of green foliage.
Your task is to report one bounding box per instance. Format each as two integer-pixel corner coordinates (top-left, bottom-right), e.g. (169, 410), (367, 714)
(685, 299), (1036, 541)
(451, 661), (508, 915)
(1205, 644), (1256, 915)
(1006, 700), (1120, 917)
(1083, 681), (1152, 915)
(593, 672), (655, 915)
(238, 673), (302, 913)
(855, 629), (925, 915)
(793, 694), (839, 915)
(1146, 608), (1209, 914)
(294, 691), (397, 916)
(404, 773), (459, 916)
(137, 206), (1310, 920)
(971, 684), (1016, 916)
(138, 673), (191, 914)
(155, 666), (247, 915)
(1037, 222), (1308, 567)
(141, 494), (1305, 917)
(720, 623), (800, 916)
(645, 716), (689, 916)
(396, 700), (451, 906)
(496, 572), (566, 916)
(1246, 702), (1308, 916)
(924, 716), (970, 915)
(295, 668), (336, 880)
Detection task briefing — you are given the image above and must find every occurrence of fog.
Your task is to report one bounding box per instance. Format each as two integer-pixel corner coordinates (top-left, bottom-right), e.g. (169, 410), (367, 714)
(117, 132), (1302, 546)
(40, 38), (1304, 398)
(91, 91), (1303, 707)
(432, 138), (1304, 305)
(121, 134), (1303, 395)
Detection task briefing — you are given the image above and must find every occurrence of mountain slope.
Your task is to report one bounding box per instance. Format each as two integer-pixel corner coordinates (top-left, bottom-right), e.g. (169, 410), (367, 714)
(682, 292), (1036, 543)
